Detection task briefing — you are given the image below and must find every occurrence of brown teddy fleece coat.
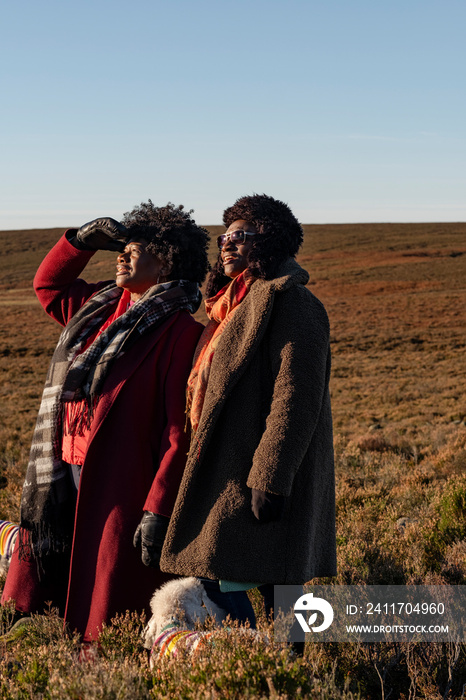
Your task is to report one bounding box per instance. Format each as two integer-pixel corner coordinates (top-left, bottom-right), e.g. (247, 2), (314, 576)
(160, 258), (337, 584)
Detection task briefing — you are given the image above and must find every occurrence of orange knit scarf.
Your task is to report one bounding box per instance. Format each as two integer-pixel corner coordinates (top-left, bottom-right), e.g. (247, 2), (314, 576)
(186, 270), (256, 433)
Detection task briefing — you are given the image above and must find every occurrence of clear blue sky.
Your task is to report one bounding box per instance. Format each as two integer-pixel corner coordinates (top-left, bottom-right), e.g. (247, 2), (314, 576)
(1, 0), (465, 229)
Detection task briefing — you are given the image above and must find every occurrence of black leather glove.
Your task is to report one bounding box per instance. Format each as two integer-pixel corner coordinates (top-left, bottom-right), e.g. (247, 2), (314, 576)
(76, 217), (129, 251)
(133, 512), (170, 567)
(251, 488), (286, 523)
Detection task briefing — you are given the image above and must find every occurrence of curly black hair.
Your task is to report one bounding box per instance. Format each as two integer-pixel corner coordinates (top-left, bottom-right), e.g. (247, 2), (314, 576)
(205, 193), (303, 297)
(121, 200), (210, 285)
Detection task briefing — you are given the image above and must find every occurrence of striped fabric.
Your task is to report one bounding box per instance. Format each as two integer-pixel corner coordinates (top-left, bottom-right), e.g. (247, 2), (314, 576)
(0, 520), (19, 563)
(150, 624), (214, 664)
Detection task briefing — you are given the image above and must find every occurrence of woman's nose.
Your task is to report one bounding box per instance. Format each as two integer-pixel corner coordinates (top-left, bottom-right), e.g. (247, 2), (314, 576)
(221, 236), (236, 250)
(117, 250), (129, 262)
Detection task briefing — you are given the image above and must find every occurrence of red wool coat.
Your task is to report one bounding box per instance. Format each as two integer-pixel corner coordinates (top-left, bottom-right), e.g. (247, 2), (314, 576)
(2, 234), (202, 642)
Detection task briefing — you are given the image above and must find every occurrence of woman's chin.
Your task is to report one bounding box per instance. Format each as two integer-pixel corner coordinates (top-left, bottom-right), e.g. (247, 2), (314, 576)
(116, 275), (130, 288)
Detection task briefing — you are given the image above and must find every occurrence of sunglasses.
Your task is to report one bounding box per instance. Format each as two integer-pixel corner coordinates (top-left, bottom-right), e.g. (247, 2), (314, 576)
(217, 230), (257, 249)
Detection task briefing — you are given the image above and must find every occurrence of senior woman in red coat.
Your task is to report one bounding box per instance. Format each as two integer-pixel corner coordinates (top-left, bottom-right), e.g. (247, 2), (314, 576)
(160, 194), (336, 627)
(2, 201), (209, 645)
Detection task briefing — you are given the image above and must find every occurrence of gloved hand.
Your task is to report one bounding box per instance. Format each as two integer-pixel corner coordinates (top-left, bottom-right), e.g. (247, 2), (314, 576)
(76, 217), (130, 251)
(251, 488), (285, 523)
(133, 511), (170, 567)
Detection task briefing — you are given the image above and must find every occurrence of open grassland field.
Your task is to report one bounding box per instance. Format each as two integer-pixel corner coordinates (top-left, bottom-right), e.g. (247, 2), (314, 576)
(0, 223), (465, 698)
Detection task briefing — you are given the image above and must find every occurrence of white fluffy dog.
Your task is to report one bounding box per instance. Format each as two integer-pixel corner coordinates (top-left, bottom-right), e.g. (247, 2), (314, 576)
(144, 577), (226, 645)
(141, 576), (272, 666)
(143, 577), (227, 663)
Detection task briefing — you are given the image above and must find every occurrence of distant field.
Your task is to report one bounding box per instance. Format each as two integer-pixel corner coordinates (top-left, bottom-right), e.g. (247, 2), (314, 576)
(1, 223), (465, 467)
(1, 222), (465, 512)
(1, 223), (466, 698)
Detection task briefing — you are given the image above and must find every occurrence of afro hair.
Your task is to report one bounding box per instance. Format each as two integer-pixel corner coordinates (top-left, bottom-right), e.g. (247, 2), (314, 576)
(205, 194), (303, 297)
(121, 200), (210, 285)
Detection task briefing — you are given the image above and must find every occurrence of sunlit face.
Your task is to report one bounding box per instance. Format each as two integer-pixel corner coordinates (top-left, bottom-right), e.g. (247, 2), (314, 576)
(115, 239), (168, 301)
(220, 220), (257, 279)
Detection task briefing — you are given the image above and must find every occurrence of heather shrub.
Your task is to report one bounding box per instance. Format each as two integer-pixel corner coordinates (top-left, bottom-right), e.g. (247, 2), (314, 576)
(1, 222), (466, 697)
(437, 475), (466, 541)
(317, 640), (466, 699)
(0, 595), (15, 635)
(98, 610), (147, 661)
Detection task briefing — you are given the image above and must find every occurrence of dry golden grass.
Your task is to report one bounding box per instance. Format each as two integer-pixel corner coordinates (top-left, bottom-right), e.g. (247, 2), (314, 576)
(1, 222), (465, 698)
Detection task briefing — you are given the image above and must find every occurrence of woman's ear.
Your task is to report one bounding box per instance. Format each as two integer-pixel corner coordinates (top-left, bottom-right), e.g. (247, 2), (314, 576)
(159, 262), (173, 281)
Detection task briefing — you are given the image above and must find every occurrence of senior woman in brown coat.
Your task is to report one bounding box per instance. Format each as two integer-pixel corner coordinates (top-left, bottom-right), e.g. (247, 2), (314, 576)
(160, 193), (336, 623)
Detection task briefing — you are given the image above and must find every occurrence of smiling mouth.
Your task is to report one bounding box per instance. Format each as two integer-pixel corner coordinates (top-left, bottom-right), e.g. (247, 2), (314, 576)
(116, 266), (131, 275)
(222, 255), (238, 264)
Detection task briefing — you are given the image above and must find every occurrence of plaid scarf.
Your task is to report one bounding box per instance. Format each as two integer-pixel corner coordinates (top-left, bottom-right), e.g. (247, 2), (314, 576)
(19, 279), (201, 561)
(186, 270), (256, 434)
